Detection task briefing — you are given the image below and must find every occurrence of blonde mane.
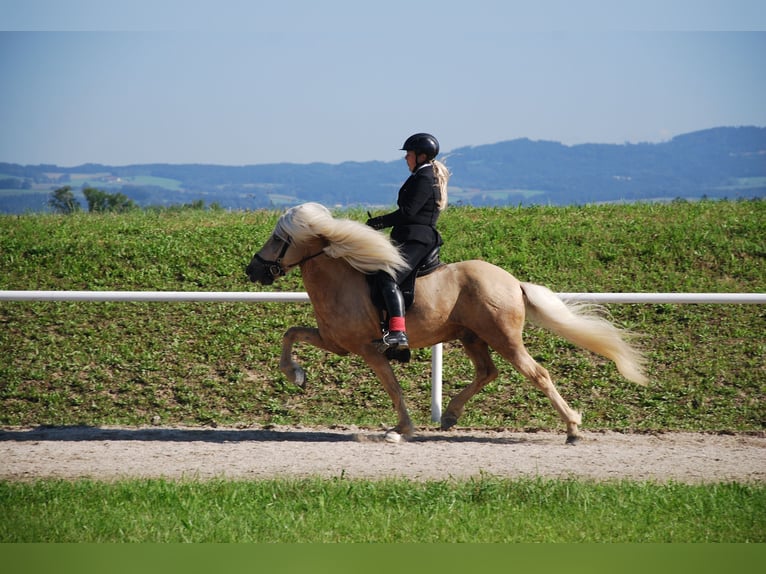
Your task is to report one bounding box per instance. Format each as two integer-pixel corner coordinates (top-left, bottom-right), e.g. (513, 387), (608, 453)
(275, 203), (407, 276)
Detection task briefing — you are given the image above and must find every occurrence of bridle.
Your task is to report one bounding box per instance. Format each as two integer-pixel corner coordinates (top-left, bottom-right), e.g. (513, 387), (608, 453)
(253, 234), (324, 280)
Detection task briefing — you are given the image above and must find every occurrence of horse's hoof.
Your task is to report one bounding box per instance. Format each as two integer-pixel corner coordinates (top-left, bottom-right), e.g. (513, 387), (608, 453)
(440, 414), (458, 431)
(565, 434), (580, 445)
(385, 430), (402, 443)
(293, 368), (306, 389)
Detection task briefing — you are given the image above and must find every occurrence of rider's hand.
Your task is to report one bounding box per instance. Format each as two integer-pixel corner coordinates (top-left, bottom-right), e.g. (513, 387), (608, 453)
(366, 216), (385, 230)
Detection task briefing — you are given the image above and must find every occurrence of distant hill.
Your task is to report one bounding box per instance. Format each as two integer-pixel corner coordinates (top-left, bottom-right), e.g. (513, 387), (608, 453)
(1, 126), (764, 213)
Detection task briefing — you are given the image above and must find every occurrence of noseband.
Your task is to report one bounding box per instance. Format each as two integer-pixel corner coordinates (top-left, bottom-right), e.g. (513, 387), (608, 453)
(253, 234), (324, 280)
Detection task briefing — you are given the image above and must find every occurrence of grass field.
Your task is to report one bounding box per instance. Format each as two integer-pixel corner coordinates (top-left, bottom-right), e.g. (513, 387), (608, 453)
(1, 200), (762, 432)
(1, 477), (763, 542)
(1, 200), (764, 543)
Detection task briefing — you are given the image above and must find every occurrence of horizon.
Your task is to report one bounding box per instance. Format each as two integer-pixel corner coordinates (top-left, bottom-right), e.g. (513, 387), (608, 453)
(2, 125), (763, 170)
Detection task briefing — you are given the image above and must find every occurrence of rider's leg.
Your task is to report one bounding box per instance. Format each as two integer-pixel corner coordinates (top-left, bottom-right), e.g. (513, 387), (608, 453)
(375, 272), (409, 351)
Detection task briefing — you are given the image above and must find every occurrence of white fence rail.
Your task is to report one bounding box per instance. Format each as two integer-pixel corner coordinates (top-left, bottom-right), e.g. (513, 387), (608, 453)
(1, 290), (764, 304)
(2, 290), (764, 422)
(0, 291), (311, 303)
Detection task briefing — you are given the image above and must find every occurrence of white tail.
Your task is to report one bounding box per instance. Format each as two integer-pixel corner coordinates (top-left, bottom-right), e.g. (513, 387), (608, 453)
(521, 282), (648, 385)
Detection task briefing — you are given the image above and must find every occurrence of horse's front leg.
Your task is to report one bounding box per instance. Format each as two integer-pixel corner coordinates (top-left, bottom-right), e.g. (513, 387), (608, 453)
(361, 351), (415, 439)
(280, 326), (347, 388)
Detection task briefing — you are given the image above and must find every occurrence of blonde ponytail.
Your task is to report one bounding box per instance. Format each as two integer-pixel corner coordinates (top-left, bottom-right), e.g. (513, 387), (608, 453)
(432, 159), (450, 211)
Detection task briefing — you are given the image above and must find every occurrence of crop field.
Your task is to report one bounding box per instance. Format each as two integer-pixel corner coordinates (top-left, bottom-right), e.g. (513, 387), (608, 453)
(0, 199), (764, 544)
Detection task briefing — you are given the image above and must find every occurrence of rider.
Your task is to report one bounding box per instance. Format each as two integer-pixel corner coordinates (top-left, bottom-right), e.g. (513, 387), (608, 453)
(366, 133), (450, 354)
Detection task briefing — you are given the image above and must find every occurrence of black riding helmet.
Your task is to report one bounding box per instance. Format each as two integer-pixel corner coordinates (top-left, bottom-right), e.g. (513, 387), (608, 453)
(400, 133), (439, 160)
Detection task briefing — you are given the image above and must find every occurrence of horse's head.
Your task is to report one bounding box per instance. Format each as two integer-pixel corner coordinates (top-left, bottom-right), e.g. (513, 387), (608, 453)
(245, 231), (292, 285)
(246, 201), (406, 284)
(246, 204), (329, 284)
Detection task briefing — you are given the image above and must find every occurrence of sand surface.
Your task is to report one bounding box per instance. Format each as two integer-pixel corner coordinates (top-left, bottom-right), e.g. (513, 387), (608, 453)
(2, 425), (763, 483)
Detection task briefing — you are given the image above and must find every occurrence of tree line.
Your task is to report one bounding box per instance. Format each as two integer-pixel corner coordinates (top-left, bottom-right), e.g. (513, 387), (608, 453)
(48, 186), (136, 214)
(48, 186), (216, 214)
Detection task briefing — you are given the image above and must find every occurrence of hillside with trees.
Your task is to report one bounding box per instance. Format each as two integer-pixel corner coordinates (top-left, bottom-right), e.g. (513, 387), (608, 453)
(1, 126), (764, 213)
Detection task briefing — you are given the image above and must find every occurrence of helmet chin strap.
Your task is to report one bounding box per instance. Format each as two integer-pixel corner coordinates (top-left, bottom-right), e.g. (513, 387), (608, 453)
(412, 152), (429, 172)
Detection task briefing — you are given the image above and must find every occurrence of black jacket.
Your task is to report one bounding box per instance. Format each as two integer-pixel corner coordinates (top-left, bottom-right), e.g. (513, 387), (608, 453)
(372, 163), (442, 245)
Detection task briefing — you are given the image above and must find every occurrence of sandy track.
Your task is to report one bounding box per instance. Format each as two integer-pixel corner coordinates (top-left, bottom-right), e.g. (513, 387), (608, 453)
(1, 425), (763, 483)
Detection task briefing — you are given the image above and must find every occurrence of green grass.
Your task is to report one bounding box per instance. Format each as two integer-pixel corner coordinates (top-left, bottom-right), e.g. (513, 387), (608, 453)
(123, 175), (184, 190)
(0, 200), (764, 432)
(1, 476), (763, 542)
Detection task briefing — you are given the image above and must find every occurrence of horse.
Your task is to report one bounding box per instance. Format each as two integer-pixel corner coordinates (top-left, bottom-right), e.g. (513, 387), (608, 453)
(246, 202), (647, 444)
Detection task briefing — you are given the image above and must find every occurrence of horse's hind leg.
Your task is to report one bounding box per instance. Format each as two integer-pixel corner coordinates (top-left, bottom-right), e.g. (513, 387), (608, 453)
(441, 334), (499, 431)
(504, 344), (582, 443)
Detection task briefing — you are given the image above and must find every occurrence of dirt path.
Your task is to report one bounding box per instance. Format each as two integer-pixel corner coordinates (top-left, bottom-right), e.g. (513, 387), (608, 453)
(1, 425), (764, 483)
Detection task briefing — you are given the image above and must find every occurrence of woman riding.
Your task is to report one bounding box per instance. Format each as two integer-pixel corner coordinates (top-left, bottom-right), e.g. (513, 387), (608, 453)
(366, 132), (450, 355)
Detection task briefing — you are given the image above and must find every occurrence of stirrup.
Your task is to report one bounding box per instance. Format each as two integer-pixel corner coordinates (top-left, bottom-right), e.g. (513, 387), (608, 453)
(374, 331), (411, 363)
(373, 330), (409, 353)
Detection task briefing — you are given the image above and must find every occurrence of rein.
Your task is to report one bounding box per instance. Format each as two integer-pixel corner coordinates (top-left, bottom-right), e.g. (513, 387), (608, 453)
(254, 235), (325, 279)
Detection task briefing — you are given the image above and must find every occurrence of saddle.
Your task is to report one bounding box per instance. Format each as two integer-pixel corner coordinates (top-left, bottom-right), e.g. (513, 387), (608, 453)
(367, 245), (443, 313)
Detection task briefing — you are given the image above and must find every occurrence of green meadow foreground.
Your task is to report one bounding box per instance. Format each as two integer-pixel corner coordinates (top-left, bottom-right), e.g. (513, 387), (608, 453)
(1, 200), (764, 541)
(1, 477), (763, 542)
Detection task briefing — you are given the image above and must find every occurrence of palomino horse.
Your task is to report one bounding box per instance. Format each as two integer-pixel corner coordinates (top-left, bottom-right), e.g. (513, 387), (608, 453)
(246, 202), (647, 443)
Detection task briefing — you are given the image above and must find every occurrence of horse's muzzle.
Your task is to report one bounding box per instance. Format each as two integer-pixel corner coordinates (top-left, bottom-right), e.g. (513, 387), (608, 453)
(245, 260), (275, 285)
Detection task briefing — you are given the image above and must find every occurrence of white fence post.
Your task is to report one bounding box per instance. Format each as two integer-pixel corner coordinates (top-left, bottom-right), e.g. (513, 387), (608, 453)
(2, 290), (764, 423)
(431, 343), (443, 423)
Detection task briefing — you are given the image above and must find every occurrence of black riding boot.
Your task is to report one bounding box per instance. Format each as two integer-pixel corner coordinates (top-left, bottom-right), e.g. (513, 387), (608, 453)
(374, 273), (409, 358)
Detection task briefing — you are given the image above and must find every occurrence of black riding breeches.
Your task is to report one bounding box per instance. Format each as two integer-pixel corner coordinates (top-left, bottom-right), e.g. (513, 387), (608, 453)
(392, 240), (437, 283)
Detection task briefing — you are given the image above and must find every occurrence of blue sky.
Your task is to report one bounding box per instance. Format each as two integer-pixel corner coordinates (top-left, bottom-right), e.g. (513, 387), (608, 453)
(1, 1), (764, 166)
